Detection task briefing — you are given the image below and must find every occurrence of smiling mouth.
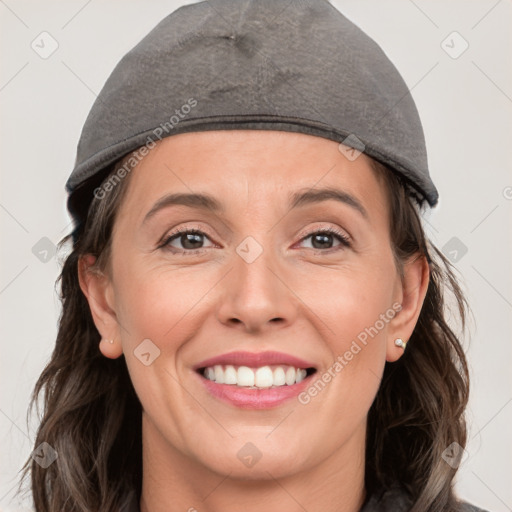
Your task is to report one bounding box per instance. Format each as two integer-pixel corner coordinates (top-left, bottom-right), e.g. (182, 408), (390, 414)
(196, 364), (317, 389)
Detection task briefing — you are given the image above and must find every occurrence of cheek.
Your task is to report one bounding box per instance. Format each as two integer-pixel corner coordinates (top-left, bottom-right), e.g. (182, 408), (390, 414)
(111, 260), (215, 431)
(113, 261), (214, 344)
(314, 261), (397, 349)
(302, 258), (396, 402)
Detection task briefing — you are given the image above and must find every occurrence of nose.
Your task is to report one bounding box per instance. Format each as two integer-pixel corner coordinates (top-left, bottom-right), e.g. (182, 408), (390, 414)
(216, 244), (299, 334)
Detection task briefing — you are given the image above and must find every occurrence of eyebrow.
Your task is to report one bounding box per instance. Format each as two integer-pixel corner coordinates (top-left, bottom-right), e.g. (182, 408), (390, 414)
(142, 186), (368, 224)
(289, 187), (368, 218)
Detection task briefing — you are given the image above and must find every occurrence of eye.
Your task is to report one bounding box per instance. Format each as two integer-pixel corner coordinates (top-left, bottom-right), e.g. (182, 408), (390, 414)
(297, 227), (351, 251)
(158, 226), (351, 255)
(159, 227), (215, 253)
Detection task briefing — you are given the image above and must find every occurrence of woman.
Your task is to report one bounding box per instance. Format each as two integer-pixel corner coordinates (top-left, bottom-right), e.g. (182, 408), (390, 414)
(19, 1), (490, 511)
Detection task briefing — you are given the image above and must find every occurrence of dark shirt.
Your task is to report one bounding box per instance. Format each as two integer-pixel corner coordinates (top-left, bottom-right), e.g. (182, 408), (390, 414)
(118, 485), (491, 512)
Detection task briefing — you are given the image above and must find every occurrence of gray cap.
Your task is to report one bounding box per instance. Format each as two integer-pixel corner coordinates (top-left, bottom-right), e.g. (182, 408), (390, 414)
(66, 0), (438, 231)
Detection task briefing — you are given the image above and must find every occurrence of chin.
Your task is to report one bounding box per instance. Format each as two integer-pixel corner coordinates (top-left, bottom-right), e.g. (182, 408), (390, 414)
(190, 435), (315, 480)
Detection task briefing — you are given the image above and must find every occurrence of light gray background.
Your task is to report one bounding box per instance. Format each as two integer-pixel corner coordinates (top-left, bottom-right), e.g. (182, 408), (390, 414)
(1, 1), (511, 511)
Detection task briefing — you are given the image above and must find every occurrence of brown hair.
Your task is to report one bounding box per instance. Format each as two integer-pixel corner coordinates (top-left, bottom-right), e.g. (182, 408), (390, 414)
(367, 160), (470, 512)
(17, 153), (470, 512)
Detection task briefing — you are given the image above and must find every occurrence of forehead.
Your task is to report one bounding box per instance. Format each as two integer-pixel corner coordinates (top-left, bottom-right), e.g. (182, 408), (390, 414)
(117, 130), (389, 222)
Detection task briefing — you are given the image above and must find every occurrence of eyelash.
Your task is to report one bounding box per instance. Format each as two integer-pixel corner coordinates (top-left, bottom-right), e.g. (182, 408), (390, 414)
(159, 226), (351, 254)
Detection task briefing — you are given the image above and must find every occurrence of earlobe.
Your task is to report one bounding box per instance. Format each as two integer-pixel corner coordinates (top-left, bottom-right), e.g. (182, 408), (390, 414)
(78, 254), (123, 359)
(386, 254), (430, 362)
(98, 338), (123, 359)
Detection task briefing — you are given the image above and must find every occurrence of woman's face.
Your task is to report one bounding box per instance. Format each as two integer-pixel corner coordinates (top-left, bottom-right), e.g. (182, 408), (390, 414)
(82, 130), (425, 480)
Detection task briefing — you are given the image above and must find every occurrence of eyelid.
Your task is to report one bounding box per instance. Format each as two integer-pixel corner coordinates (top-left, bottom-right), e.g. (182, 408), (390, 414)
(158, 225), (217, 250)
(296, 223), (351, 243)
(294, 226), (352, 252)
(159, 222), (352, 253)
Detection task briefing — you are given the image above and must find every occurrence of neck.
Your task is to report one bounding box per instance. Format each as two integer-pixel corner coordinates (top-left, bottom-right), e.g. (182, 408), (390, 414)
(140, 413), (367, 512)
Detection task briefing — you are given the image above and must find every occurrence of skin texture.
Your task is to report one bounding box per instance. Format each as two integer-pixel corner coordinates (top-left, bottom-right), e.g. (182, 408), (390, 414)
(79, 130), (429, 512)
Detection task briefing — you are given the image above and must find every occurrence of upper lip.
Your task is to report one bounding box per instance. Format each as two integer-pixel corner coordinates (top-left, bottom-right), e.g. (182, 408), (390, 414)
(193, 351), (317, 371)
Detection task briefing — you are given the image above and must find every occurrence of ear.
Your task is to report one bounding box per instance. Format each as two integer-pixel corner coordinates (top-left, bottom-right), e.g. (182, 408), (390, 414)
(386, 253), (430, 362)
(78, 254), (123, 359)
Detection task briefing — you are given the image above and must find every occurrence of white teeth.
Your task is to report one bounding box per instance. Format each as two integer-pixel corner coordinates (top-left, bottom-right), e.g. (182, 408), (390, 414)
(237, 366), (254, 387)
(202, 364), (312, 388)
(296, 368), (307, 383)
(285, 366), (296, 385)
(273, 367), (286, 386)
(255, 366), (273, 388)
(205, 367), (215, 380)
(224, 365), (237, 384)
(214, 365), (225, 384)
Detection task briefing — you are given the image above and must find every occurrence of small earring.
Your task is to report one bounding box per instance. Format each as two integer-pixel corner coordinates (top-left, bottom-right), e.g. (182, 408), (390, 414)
(394, 338), (407, 350)
(101, 338), (114, 345)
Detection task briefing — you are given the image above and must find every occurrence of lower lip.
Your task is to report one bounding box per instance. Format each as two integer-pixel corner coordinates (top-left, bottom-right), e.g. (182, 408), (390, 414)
(195, 371), (315, 409)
